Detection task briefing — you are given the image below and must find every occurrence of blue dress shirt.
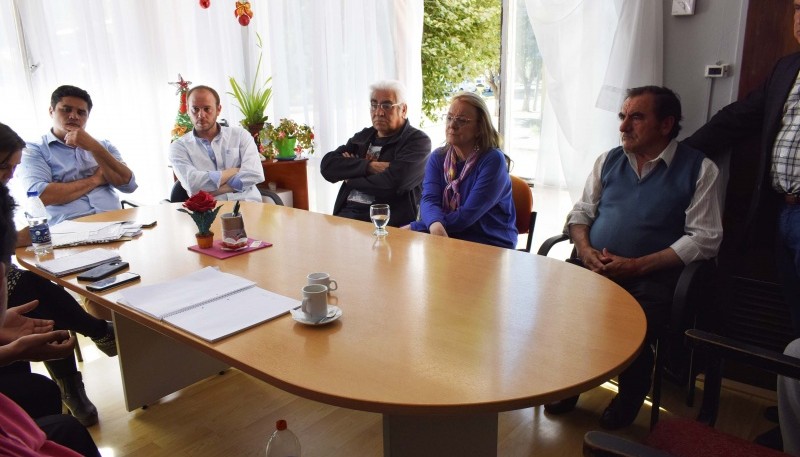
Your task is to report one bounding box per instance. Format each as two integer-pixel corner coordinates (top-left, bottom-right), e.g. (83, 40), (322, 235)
(20, 130), (138, 225)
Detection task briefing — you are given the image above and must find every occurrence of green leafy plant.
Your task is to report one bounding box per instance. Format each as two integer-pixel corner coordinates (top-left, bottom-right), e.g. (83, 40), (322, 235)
(228, 34), (273, 129)
(260, 118), (316, 157)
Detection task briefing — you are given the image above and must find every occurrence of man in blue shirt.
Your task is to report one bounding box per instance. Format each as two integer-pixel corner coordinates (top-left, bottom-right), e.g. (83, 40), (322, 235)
(19, 85), (137, 226)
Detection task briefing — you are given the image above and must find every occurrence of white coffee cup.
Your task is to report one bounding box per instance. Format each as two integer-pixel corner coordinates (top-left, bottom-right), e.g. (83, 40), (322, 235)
(301, 284), (328, 318)
(307, 272), (338, 291)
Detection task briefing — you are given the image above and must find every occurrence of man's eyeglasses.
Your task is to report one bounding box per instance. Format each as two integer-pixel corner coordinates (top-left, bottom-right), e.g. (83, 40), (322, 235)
(443, 115), (473, 127)
(370, 102), (402, 112)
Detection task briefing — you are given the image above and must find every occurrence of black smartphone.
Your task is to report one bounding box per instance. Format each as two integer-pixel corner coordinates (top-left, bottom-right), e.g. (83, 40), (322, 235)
(140, 219), (157, 228)
(86, 272), (141, 292)
(77, 261), (130, 281)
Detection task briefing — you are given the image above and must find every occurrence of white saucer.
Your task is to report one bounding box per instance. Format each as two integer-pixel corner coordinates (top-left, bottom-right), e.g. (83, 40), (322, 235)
(290, 305), (342, 326)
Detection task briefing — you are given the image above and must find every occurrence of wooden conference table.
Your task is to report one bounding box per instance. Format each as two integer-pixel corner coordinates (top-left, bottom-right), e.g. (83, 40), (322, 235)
(17, 202), (646, 457)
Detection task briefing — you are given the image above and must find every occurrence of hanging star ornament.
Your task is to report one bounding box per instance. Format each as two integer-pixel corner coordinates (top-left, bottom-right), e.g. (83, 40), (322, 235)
(235, 0), (253, 26)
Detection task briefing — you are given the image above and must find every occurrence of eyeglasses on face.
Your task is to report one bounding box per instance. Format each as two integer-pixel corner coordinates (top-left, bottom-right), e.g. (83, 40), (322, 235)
(370, 102), (402, 112)
(443, 114), (473, 127)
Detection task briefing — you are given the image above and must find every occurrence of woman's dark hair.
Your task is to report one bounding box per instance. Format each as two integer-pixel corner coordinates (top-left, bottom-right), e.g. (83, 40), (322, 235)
(0, 123), (25, 159)
(0, 183), (17, 265)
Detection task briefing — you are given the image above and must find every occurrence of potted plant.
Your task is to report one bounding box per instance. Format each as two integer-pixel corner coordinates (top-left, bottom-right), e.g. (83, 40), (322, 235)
(178, 191), (223, 248)
(261, 118), (315, 160)
(228, 34), (272, 143)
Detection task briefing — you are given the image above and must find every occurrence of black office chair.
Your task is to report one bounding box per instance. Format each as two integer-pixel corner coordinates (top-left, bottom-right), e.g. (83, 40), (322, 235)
(171, 180), (284, 206)
(169, 180), (190, 203)
(537, 234), (715, 429)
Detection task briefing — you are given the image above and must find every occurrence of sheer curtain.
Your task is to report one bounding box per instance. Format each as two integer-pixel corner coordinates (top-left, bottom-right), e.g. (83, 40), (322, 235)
(525, 0), (663, 201)
(256, 0), (424, 213)
(1, 0), (423, 214)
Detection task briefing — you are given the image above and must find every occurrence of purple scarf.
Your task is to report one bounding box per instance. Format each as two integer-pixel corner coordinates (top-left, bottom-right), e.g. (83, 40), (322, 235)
(442, 145), (479, 212)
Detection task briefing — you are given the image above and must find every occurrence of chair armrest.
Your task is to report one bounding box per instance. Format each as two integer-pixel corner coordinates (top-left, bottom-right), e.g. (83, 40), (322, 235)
(583, 431), (673, 457)
(669, 259), (715, 331)
(259, 189), (284, 206)
(537, 233), (569, 256)
(686, 329), (800, 380)
(524, 211), (537, 253)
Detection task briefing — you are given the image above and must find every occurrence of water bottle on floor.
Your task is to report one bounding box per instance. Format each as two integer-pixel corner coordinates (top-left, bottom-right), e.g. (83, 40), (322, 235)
(265, 419), (301, 457)
(25, 191), (52, 255)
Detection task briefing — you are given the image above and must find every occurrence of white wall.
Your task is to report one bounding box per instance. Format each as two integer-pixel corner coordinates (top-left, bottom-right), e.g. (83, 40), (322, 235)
(662, 0), (749, 139)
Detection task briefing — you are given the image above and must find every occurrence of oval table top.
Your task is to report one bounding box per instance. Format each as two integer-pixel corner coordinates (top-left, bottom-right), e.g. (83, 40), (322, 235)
(17, 202), (646, 416)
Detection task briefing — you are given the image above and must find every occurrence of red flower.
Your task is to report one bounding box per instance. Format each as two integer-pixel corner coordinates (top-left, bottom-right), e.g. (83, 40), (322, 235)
(184, 191), (217, 212)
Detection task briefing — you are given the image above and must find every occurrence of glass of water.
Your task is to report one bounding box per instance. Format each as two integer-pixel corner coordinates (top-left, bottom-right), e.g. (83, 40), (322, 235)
(370, 204), (390, 236)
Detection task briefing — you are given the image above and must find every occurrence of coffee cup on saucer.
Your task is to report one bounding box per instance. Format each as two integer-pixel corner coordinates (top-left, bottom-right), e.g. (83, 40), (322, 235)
(307, 272), (338, 292)
(301, 284), (328, 319)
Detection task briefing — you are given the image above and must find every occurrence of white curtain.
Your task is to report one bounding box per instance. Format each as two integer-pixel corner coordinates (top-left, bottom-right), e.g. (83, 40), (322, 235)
(0, 0), (424, 214)
(524, 0), (663, 201)
(255, 0), (424, 213)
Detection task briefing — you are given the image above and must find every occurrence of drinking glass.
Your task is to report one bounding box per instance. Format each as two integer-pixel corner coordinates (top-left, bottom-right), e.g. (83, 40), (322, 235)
(370, 204), (390, 236)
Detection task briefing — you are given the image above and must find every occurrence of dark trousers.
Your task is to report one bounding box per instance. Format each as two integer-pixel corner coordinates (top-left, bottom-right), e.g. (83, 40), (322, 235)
(36, 414), (102, 457)
(777, 203), (800, 337)
(3, 270), (107, 379)
(0, 370), (61, 418)
(614, 268), (681, 405)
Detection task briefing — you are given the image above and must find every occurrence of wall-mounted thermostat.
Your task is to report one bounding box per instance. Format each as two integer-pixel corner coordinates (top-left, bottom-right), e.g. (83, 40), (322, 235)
(705, 64), (729, 78)
(672, 0), (696, 16)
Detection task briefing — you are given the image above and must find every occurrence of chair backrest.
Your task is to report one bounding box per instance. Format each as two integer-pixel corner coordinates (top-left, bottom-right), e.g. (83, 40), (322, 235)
(509, 175), (533, 235)
(170, 181), (190, 203)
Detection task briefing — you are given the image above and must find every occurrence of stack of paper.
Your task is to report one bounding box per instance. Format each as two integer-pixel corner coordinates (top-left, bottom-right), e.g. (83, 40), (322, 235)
(35, 248), (121, 277)
(50, 221), (144, 248)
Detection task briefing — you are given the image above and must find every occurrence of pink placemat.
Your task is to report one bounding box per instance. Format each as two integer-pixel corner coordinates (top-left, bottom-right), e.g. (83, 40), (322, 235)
(188, 238), (272, 259)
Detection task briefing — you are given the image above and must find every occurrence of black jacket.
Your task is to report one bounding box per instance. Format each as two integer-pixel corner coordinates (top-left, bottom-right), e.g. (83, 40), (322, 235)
(684, 52), (800, 237)
(320, 120), (431, 226)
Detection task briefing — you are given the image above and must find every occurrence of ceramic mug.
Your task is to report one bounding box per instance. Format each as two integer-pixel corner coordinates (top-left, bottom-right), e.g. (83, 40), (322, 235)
(301, 284), (328, 319)
(307, 272), (338, 291)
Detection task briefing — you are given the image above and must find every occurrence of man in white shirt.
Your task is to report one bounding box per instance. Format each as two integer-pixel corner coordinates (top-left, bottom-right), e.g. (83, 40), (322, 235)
(169, 85), (264, 201)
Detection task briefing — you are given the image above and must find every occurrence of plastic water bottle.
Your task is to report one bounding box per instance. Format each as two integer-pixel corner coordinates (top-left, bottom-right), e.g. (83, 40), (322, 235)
(265, 420), (301, 457)
(25, 191), (52, 255)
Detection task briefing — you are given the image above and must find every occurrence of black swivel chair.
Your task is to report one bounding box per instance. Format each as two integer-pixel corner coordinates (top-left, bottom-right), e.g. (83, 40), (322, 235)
(537, 234), (715, 429)
(172, 180), (284, 205)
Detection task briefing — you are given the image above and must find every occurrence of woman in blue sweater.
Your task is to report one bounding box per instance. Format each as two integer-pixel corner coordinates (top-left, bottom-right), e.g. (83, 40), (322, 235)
(406, 92), (517, 248)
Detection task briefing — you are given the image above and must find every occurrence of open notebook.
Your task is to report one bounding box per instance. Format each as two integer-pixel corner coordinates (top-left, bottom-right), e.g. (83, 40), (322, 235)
(117, 267), (298, 342)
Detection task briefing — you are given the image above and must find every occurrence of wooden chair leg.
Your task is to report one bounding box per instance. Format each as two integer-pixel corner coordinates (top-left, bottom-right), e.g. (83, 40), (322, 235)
(71, 330), (83, 363)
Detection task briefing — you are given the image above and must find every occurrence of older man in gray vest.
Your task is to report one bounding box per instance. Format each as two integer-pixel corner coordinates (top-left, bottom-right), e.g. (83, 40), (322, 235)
(545, 86), (724, 429)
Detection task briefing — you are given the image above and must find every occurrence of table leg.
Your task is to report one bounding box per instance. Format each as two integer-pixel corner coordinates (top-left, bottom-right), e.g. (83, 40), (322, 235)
(383, 413), (498, 457)
(114, 312), (228, 411)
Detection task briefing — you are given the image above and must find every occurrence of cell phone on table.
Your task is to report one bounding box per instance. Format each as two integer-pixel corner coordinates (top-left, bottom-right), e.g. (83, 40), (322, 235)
(86, 272), (141, 292)
(77, 261), (129, 281)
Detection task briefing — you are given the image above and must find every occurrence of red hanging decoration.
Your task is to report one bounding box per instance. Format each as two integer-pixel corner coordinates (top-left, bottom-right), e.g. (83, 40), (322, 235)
(234, 1), (253, 27)
(199, 0), (210, 9)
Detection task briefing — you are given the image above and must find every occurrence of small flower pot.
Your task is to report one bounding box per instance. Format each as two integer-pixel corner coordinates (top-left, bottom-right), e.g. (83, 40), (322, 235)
(195, 232), (214, 249)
